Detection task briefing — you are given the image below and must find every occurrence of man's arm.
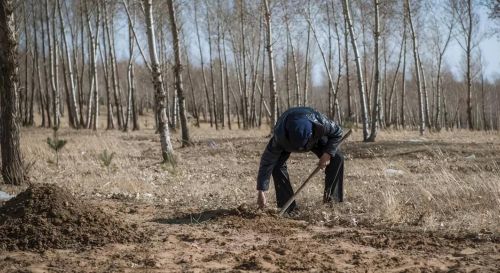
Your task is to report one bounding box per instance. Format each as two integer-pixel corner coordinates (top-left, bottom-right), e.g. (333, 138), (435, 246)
(318, 113), (343, 156)
(256, 137), (283, 191)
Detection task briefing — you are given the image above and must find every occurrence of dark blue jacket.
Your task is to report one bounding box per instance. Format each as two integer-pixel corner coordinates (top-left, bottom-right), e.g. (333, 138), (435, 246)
(256, 107), (343, 191)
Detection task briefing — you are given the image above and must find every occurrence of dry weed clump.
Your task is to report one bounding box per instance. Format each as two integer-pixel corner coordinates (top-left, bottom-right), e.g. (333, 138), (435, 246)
(297, 144), (500, 233)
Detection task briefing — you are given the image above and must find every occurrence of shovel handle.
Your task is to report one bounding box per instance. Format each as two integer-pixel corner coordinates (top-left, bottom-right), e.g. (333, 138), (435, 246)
(279, 166), (322, 216)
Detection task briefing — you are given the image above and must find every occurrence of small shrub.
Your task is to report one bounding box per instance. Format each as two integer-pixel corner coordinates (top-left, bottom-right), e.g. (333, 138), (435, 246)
(46, 127), (66, 167)
(99, 149), (115, 170)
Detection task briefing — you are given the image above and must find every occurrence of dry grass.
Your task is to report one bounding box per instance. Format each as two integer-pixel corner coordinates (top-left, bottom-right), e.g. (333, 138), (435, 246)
(4, 120), (500, 235)
(300, 129), (500, 233)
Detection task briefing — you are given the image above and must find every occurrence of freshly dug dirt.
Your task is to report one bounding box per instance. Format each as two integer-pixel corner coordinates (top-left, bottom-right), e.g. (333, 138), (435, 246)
(0, 183), (144, 251)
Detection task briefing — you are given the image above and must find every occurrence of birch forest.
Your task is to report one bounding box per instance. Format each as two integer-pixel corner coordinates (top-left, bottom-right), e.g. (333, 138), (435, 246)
(7, 0), (500, 139)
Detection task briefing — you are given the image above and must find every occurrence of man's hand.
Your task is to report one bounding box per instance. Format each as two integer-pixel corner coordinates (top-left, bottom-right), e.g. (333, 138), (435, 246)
(318, 153), (331, 169)
(257, 190), (266, 209)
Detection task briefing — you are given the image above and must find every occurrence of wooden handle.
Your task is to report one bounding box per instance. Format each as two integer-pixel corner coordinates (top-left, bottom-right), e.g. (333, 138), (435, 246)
(279, 166), (322, 216)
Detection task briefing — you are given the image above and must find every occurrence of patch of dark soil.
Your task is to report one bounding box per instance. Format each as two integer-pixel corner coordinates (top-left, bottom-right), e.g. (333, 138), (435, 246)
(155, 205), (306, 237)
(153, 204), (270, 225)
(0, 183), (145, 251)
(314, 227), (499, 252)
(234, 256), (263, 270)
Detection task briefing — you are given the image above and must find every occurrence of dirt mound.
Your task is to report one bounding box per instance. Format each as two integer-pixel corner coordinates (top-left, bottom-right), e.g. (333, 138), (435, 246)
(0, 183), (144, 251)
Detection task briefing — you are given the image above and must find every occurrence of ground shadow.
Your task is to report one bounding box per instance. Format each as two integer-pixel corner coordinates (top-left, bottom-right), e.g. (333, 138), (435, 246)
(152, 208), (239, 225)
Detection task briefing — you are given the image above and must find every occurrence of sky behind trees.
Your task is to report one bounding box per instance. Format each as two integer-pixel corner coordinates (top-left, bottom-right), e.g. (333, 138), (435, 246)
(108, 0), (500, 84)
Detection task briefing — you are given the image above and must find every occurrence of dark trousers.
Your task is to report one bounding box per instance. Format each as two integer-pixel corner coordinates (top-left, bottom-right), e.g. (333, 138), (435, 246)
(272, 150), (344, 213)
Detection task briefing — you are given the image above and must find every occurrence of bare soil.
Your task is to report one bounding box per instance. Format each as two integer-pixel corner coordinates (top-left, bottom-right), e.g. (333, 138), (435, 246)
(0, 127), (499, 272)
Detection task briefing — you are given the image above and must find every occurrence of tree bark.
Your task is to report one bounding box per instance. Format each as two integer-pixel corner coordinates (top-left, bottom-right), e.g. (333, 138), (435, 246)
(22, 2), (29, 126)
(206, 1), (218, 130)
(328, 1), (343, 121)
(0, 0), (25, 185)
(343, 0), (369, 140)
(184, 41), (200, 128)
(343, 12), (352, 122)
(167, 0), (191, 146)
(84, 0), (100, 130)
(285, 21), (290, 110)
(418, 53), (431, 128)
(258, 40), (266, 127)
(46, 0), (60, 128)
(249, 18), (262, 128)
(263, 0), (277, 128)
(33, 1), (46, 128)
(465, 0), (473, 129)
(367, 0), (380, 142)
(222, 30), (232, 129)
(57, 0), (79, 128)
(400, 12), (407, 129)
(99, 12), (114, 130)
(406, 0), (425, 135)
(479, 62), (488, 130)
(303, 4), (311, 106)
(216, 1), (226, 128)
(77, 7), (86, 127)
(240, 0), (249, 128)
(285, 17), (300, 107)
(143, 0), (175, 163)
(104, 1), (123, 129)
(124, 2), (139, 131)
(26, 2), (35, 126)
(41, 6), (51, 128)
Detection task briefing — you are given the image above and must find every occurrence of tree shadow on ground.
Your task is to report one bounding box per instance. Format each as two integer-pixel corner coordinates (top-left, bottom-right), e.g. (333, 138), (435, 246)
(152, 208), (239, 225)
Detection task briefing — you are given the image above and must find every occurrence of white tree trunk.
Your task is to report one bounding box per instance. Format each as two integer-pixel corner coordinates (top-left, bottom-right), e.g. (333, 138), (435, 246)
(406, 0), (425, 135)
(167, 0), (191, 146)
(368, 0), (380, 142)
(143, 0), (175, 162)
(343, 0), (369, 140)
(263, 0), (277, 128)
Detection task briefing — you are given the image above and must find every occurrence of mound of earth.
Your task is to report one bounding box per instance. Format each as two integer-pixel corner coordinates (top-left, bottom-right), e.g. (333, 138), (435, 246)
(0, 183), (144, 251)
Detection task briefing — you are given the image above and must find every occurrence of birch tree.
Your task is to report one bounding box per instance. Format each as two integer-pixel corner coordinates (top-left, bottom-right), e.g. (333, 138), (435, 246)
(206, 1), (218, 129)
(216, 0), (226, 128)
(104, 1), (124, 129)
(167, 0), (191, 146)
(343, 0), (369, 140)
(57, 0), (80, 129)
(367, 0), (380, 141)
(284, 10), (300, 107)
(453, 0), (479, 130)
(263, 0), (277, 128)
(143, 0), (175, 163)
(124, 0), (139, 132)
(45, 0), (60, 128)
(84, 0), (101, 130)
(406, 0), (425, 135)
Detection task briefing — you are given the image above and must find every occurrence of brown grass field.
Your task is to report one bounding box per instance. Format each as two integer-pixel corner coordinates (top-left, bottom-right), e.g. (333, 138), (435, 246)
(0, 116), (499, 272)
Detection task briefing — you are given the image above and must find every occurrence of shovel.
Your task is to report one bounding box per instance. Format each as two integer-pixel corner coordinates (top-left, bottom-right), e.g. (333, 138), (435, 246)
(279, 129), (352, 216)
